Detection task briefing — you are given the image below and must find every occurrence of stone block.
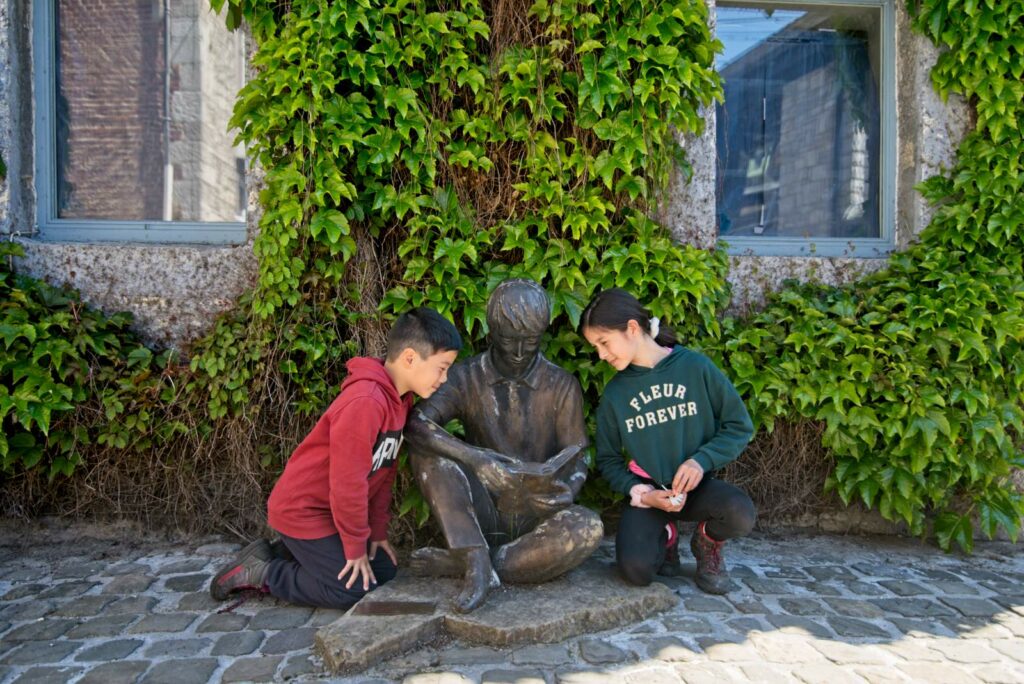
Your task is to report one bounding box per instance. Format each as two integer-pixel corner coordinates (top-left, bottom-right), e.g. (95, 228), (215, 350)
(212, 630), (265, 656)
(78, 661), (151, 684)
(142, 637), (211, 658)
(749, 633), (825, 664)
(103, 596), (157, 615)
(176, 592), (220, 611)
(317, 613), (444, 673)
(4, 618), (75, 641)
(2, 583), (46, 600)
(2, 640), (82, 665)
(139, 658), (219, 684)
(623, 666), (683, 684)
(403, 674), (474, 684)
(38, 581), (95, 599)
(646, 636), (699, 663)
(827, 616), (893, 638)
(924, 639), (1002, 664)
(481, 669), (547, 684)
(65, 614), (139, 638)
(765, 615), (832, 639)
(128, 612), (197, 633)
(159, 558), (209, 574)
(579, 639), (631, 665)
(52, 595), (115, 617)
(806, 565), (857, 581)
(939, 597), (1003, 617)
(221, 656), (283, 683)
(102, 574), (155, 594)
(280, 654), (319, 679)
(52, 560), (105, 579)
(249, 606), (313, 630)
(824, 598), (886, 619)
(10, 665), (84, 683)
(511, 643), (572, 667)
(879, 580), (929, 596)
(683, 596), (733, 614)
(873, 598), (956, 618)
(894, 662), (981, 684)
(162, 573), (207, 592)
(661, 615), (713, 633)
(792, 662), (868, 684)
(779, 598), (827, 617)
(195, 542), (242, 556)
(261, 627), (316, 654)
(74, 638), (143, 661)
(196, 612), (250, 632)
(438, 646), (507, 666)
(809, 640), (892, 665)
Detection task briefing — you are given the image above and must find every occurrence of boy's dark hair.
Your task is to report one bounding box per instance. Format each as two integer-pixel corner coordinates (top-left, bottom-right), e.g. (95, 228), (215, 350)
(580, 288), (679, 347)
(386, 307), (463, 361)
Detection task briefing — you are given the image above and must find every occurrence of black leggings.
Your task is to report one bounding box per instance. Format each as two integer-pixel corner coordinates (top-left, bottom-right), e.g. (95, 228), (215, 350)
(616, 477), (756, 586)
(264, 533), (397, 609)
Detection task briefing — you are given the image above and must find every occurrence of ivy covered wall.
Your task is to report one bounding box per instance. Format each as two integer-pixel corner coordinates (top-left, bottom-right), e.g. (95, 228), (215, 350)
(1, 0), (1020, 550)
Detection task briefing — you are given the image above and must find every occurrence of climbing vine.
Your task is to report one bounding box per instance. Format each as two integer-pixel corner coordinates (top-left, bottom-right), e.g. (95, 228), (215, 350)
(2, 0), (1021, 550)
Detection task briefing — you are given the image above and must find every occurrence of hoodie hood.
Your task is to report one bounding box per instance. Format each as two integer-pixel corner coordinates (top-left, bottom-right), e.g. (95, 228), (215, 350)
(341, 357), (402, 404)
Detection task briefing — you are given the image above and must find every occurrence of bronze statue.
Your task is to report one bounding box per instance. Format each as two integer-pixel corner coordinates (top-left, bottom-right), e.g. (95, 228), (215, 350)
(405, 279), (604, 612)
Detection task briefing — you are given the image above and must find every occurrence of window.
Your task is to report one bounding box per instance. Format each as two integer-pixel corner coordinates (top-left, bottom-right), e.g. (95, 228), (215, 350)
(33, 0), (247, 243)
(715, 0), (895, 257)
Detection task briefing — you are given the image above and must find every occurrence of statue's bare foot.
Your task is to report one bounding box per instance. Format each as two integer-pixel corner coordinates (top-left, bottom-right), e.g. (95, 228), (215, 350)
(454, 547), (498, 613)
(408, 547), (462, 577)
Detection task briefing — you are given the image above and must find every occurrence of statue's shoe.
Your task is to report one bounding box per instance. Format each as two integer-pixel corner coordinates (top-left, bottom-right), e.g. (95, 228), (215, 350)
(454, 547), (500, 613)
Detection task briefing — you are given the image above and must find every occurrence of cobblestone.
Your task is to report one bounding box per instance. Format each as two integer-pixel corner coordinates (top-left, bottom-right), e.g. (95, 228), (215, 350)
(0, 524), (1019, 683)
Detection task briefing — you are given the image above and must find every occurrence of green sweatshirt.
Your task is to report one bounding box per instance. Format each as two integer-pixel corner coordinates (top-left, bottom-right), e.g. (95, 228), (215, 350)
(594, 346), (754, 495)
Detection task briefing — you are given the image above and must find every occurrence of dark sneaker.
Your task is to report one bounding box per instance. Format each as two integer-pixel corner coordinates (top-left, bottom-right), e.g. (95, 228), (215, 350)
(689, 521), (732, 594)
(268, 538), (295, 562)
(209, 539), (272, 600)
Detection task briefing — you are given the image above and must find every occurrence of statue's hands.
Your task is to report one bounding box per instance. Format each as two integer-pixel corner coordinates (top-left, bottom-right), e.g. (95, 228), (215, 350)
(525, 479), (574, 516)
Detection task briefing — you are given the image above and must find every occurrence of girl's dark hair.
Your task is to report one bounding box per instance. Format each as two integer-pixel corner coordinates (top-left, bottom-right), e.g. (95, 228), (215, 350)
(579, 288), (678, 347)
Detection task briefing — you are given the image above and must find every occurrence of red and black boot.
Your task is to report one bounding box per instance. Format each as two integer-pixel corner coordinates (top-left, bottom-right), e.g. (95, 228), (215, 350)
(658, 522), (686, 577)
(209, 539), (272, 600)
(689, 521), (732, 594)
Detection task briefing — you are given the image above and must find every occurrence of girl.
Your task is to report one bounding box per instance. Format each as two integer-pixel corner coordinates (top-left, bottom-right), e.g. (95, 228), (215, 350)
(580, 289), (756, 594)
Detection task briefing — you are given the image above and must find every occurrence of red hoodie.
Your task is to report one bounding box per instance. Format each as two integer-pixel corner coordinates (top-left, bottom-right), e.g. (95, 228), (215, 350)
(267, 357), (413, 559)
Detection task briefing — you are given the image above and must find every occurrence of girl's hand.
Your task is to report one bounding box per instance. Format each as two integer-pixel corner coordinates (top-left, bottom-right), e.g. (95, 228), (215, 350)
(641, 489), (687, 513)
(337, 554), (376, 590)
(370, 539), (398, 566)
(672, 459), (704, 494)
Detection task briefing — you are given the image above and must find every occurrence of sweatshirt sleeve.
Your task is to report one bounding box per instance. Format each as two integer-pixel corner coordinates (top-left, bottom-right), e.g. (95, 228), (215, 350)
(690, 358), (754, 473)
(328, 396), (387, 560)
(594, 397), (643, 496)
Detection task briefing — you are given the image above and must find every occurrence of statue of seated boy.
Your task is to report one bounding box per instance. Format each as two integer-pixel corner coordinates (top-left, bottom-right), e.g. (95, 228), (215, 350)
(405, 279), (604, 612)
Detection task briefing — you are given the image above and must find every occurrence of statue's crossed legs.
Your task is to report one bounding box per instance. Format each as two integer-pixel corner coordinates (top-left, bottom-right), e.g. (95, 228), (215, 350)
(409, 452), (604, 612)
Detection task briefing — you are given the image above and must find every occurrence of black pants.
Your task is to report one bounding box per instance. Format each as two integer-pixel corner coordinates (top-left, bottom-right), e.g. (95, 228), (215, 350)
(616, 477), (756, 587)
(264, 533), (397, 609)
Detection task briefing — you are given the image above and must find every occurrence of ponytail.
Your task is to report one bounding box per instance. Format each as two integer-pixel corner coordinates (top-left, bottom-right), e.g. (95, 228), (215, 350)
(580, 288), (678, 346)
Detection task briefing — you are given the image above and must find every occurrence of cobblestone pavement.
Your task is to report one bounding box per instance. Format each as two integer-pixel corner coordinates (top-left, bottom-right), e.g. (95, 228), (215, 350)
(0, 521), (1022, 683)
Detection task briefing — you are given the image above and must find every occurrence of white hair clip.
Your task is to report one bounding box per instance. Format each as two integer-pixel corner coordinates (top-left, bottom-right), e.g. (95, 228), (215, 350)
(649, 316), (660, 339)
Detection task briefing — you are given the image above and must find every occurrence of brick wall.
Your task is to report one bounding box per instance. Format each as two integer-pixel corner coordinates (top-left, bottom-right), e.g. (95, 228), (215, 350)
(57, 0), (165, 220)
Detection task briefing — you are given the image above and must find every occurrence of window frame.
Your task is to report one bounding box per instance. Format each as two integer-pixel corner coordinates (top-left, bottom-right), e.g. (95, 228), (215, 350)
(713, 0), (896, 258)
(32, 0), (248, 244)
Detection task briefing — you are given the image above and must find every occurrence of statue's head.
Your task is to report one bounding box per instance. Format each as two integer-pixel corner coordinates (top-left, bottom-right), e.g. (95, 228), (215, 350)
(486, 279), (550, 379)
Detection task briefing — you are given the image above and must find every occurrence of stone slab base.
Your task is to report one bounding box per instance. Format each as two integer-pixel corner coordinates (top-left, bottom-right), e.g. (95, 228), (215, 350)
(315, 557), (677, 674)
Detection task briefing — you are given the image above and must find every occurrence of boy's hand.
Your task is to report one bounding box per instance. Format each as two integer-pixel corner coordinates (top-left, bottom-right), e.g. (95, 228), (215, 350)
(370, 540), (398, 566)
(641, 489), (686, 513)
(672, 459), (704, 494)
(337, 555), (376, 590)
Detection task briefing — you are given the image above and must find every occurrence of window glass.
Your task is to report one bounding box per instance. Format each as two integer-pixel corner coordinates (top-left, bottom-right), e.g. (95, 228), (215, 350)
(54, 1), (246, 223)
(716, 2), (881, 240)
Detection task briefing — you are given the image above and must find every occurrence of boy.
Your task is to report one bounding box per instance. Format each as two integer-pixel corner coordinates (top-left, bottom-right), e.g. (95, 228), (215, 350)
(209, 307), (462, 608)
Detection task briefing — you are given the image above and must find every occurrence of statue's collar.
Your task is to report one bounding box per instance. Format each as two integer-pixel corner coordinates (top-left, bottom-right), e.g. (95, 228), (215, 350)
(481, 350), (542, 389)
